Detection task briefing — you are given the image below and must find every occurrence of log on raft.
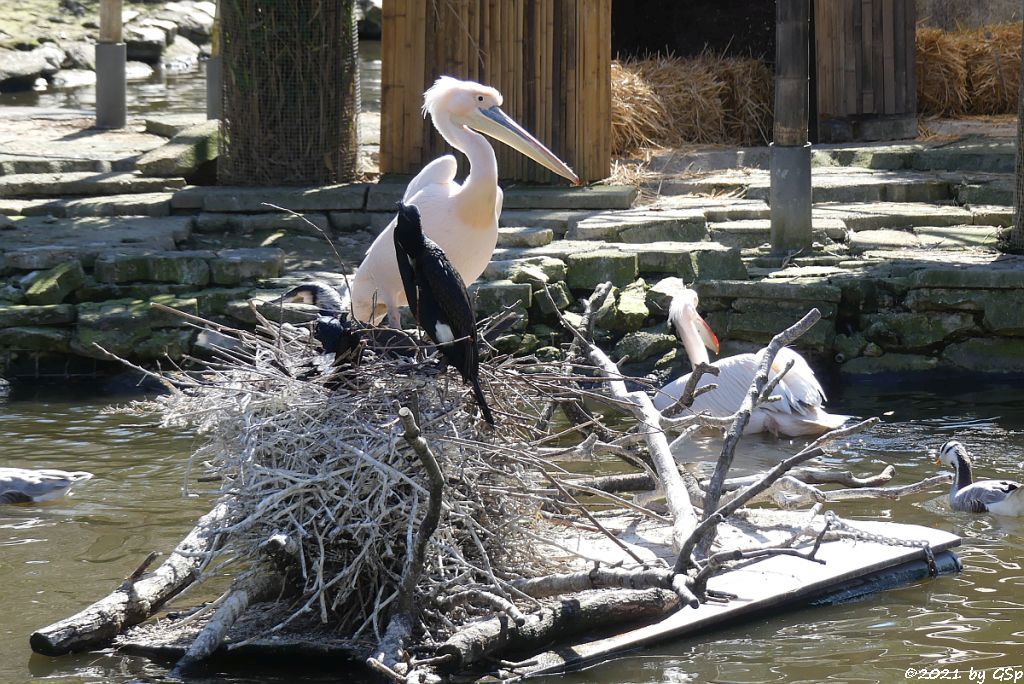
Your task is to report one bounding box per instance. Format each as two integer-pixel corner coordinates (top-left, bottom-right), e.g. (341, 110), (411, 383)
(30, 502), (230, 656)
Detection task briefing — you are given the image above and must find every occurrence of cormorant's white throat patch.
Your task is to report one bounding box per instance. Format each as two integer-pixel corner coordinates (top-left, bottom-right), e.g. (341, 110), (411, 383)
(434, 322), (454, 344)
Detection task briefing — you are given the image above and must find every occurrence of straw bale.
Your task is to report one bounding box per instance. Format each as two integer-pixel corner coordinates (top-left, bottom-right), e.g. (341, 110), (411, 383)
(611, 61), (676, 155)
(963, 23), (1021, 115)
(916, 27), (970, 116)
(634, 56), (729, 145)
(714, 56), (773, 146)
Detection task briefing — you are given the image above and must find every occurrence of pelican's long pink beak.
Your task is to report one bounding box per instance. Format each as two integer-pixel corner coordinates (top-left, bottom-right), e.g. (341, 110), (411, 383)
(694, 312), (720, 354)
(470, 105), (581, 185)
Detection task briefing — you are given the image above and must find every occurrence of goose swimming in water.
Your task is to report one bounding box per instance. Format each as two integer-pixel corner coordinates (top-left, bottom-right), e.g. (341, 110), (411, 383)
(0, 468), (93, 504)
(936, 440), (1024, 516)
(394, 202), (494, 425)
(653, 288), (849, 436)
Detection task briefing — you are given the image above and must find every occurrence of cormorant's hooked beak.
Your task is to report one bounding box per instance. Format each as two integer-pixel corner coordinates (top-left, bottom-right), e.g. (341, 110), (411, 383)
(468, 105), (580, 185)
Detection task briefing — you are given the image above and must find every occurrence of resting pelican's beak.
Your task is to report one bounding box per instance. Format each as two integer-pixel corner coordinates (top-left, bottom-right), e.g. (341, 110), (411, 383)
(470, 105), (581, 185)
(694, 312), (720, 354)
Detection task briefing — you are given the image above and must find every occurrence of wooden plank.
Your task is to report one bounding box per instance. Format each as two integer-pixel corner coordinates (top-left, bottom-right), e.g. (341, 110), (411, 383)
(379, 0), (395, 172)
(522, 521), (961, 677)
(893, 0), (907, 112)
(873, 0), (885, 115)
(882, 0), (896, 113)
(408, 0), (426, 168)
(862, 0), (875, 112)
(851, 0), (860, 112)
(99, 0), (123, 44)
(844, 1), (857, 115)
(904, 0), (916, 114)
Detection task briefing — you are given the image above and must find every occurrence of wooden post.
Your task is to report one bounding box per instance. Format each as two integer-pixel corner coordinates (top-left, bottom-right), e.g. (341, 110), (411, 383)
(95, 0), (126, 129)
(770, 0), (812, 254)
(206, 1), (221, 119)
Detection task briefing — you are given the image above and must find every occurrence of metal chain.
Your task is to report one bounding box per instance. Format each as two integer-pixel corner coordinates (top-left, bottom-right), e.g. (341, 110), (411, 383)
(821, 511), (938, 576)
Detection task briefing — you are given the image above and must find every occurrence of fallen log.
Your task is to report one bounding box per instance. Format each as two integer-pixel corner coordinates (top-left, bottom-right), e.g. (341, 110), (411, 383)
(171, 572), (286, 676)
(30, 502), (230, 656)
(434, 588), (680, 673)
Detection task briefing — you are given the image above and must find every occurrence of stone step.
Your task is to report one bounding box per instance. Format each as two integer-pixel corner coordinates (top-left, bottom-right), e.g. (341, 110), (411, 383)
(708, 218), (847, 249)
(495, 239), (747, 284)
(566, 207), (708, 242)
(816, 140), (1015, 173)
(0, 171), (185, 199)
(659, 168), (956, 204)
(170, 184), (369, 212)
(497, 226), (553, 248)
(954, 177), (1013, 206)
(366, 182), (637, 212)
(1, 215), (193, 270)
(846, 224), (1002, 253)
(11, 192), (174, 218)
(0, 155), (109, 176)
(144, 114), (207, 138)
(499, 209), (598, 237)
(813, 201), (974, 230)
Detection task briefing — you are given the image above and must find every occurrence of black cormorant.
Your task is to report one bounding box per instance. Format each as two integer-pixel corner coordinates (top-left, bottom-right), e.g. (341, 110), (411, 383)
(278, 281), (361, 364)
(393, 202), (495, 425)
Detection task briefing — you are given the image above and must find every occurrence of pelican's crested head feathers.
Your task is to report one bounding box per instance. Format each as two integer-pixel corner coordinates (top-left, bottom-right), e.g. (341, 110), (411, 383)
(422, 76), (502, 122)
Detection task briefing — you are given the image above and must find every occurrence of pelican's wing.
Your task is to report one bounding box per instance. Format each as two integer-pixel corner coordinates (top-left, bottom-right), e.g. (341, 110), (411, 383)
(0, 468), (92, 502)
(403, 155), (458, 203)
(772, 347), (827, 408)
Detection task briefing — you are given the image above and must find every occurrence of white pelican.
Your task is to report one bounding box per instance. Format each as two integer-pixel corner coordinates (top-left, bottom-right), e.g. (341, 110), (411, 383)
(351, 76), (579, 326)
(653, 289), (849, 437)
(0, 468), (93, 504)
(936, 440), (1024, 516)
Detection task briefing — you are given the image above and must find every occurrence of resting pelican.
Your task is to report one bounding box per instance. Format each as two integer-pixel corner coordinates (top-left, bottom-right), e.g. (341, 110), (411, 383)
(394, 202), (494, 425)
(936, 440), (1024, 516)
(0, 468), (93, 504)
(653, 289), (849, 437)
(351, 76), (579, 326)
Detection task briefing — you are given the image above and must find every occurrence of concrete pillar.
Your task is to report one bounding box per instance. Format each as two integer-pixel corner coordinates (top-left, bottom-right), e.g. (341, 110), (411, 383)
(770, 0), (812, 253)
(95, 0), (126, 129)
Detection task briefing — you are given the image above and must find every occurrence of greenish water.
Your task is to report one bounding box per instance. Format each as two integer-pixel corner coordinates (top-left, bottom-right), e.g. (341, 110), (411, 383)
(1, 378), (1023, 683)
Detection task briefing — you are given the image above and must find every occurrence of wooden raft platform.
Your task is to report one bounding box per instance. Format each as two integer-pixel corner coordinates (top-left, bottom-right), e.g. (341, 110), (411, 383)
(519, 519), (960, 678)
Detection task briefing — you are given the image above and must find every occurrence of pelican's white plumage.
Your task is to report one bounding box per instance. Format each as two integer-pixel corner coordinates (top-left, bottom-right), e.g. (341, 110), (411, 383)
(937, 440), (1024, 516)
(350, 76), (579, 326)
(0, 468), (93, 504)
(653, 289), (849, 436)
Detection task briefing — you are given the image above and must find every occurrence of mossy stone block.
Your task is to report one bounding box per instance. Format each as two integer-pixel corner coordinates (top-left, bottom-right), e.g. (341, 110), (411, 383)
(24, 260), (86, 305)
(567, 250), (637, 290)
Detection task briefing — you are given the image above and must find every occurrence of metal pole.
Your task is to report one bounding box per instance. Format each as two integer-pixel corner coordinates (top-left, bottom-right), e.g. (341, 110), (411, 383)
(95, 0), (126, 129)
(770, 0), (812, 253)
(206, 1), (222, 119)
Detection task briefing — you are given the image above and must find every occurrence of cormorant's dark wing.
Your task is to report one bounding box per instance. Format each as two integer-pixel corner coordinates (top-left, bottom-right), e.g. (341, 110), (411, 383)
(419, 242), (476, 339)
(0, 491), (33, 504)
(393, 232), (419, 315)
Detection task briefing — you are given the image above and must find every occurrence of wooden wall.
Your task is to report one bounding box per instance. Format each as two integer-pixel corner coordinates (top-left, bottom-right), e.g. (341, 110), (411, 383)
(380, 0), (611, 184)
(814, 0), (917, 117)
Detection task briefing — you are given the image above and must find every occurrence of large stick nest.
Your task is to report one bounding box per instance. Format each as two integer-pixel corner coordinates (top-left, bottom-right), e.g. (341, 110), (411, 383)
(135, 310), (597, 649)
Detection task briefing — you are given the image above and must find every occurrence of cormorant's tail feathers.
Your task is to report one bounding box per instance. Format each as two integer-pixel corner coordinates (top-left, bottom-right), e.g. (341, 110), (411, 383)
(471, 376), (496, 426)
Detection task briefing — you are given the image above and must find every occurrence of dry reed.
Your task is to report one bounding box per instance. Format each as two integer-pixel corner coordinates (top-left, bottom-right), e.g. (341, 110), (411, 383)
(963, 23), (1021, 115)
(128, 306), (647, 654)
(916, 27), (969, 116)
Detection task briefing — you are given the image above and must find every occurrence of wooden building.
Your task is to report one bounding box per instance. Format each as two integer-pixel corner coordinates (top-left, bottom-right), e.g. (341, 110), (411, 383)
(380, 0), (611, 184)
(814, 0), (917, 142)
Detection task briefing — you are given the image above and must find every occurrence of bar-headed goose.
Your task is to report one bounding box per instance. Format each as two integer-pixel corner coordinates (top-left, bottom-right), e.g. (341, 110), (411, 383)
(936, 441), (1023, 516)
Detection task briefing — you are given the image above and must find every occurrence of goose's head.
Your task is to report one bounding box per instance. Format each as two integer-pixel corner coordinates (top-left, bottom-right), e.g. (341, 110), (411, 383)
(936, 440), (971, 469)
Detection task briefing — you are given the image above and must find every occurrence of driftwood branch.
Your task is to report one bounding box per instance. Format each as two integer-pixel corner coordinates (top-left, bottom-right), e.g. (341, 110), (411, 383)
(695, 309), (823, 557)
(719, 465), (897, 491)
(31, 502), (230, 656)
(171, 573), (285, 675)
(675, 417), (880, 574)
(368, 407), (446, 674)
(772, 473), (952, 508)
(588, 343), (698, 552)
(659, 362), (720, 418)
(510, 566), (698, 608)
(434, 589), (680, 673)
